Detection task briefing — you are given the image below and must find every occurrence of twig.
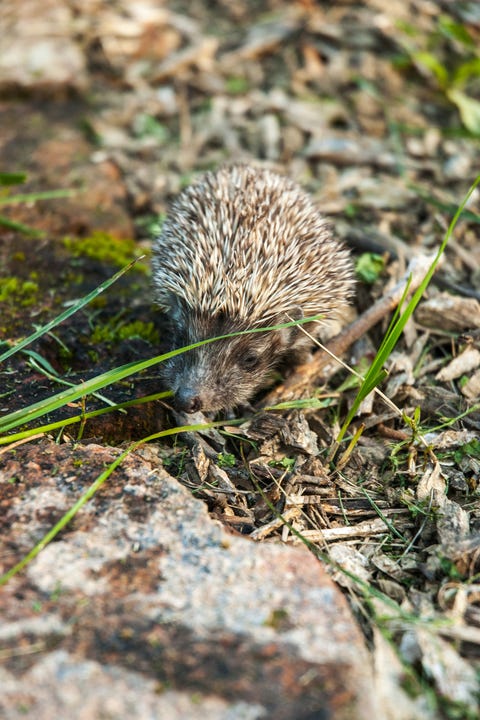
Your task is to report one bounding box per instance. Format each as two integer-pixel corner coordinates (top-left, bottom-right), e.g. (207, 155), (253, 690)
(262, 254), (437, 406)
(294, 517), (391, 542)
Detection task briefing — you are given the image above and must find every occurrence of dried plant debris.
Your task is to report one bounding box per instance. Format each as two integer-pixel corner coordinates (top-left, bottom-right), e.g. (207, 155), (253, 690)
(417, 294), (480, 332)
(2, 0), (480, 717)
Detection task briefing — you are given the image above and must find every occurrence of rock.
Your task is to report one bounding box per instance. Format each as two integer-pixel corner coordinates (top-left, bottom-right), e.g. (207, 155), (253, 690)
(0, 440), (377, 719)
(0, 0), (87, 92)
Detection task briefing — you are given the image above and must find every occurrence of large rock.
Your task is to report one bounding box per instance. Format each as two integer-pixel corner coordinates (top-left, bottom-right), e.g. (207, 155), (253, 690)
(0, 440), (377, 718)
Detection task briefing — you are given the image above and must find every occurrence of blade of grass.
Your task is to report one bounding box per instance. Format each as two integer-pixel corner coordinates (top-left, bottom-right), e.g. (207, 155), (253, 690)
(409, 182), (480, 223)
(0, 256), (144, 364)
(25, 351), (121, 410)
(0, 354), (166, 433)
(0, 388), (334, 448)
(359, 486), (408, 542)
(0, 172), (28, 186)
(0, 189), (76, 206)
(336, 173), (480, 445)
(0, 391), (172, 446)
(0, 214), (44, 236)
(335, 275), (414, 444)
(0, 316), (321, 435)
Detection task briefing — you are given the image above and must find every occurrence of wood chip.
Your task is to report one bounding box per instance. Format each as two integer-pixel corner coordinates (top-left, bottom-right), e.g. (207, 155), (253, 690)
(461, 368), (480, 400)
(295, 517), (390, 542)
(435, 347), (480, 382)
(417, 293), (480, 331)
(152, 37), (219, 82)
(249, 507), (301, 540)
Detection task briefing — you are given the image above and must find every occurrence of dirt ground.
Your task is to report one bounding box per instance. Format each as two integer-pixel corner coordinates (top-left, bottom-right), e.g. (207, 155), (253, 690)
(1, 1), (480, 717)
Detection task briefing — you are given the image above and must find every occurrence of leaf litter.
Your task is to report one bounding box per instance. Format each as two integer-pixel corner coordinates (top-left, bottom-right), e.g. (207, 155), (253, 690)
(1, 1), (480, 717)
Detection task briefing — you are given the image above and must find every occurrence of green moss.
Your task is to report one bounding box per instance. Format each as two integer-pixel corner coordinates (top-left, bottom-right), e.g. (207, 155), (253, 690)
(62, 269), (85, 286)
(63, 232), (148, 271)
(136, 213), (165, 237)
(264, 608), (291, 630)
(0, 276), (39, 306)
(90, 319), (159, 346)
(268, 456), (296, 470)
(225, 75), (250, 94)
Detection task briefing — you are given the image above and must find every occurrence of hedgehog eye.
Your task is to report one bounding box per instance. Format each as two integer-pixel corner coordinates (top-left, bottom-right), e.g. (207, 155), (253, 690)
(240, 352), (261, 371)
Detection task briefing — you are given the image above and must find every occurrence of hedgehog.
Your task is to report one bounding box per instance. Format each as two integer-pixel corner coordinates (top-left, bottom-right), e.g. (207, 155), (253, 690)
(152, 165), (354, 413)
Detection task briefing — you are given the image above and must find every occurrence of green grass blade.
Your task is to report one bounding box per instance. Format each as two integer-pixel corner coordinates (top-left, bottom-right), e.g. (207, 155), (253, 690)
(409, 182), (480, 223)
(0, 172), (28, 186)
(336, 173), (480, 445)
(0, 189), (76, 206)
(0, 355), (165, 433)
(0, 257), (144, 364)
(0, 392), (172, 445)
(25, 352), (120, 409)
(0, 316), (320, 435)
(0, 214), (44, 236)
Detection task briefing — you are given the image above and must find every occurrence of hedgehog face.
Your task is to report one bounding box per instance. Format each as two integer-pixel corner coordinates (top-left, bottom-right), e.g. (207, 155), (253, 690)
(159, 308), (301, 413)
(152, 165), (355, 411)
(162, 339), (271, 412)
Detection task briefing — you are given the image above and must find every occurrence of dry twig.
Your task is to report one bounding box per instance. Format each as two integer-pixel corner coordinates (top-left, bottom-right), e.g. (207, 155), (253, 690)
(262, 254), (437, 406)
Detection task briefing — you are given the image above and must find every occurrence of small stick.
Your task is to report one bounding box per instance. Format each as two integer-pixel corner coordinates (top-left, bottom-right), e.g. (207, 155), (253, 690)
(262, 254), (436, 406)
(297, 517), (391, 542)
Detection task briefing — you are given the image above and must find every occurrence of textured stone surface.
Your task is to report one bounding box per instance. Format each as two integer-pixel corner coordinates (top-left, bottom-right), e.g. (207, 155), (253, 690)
(0, 0), (87, 91)
(0, 440), (377, 719)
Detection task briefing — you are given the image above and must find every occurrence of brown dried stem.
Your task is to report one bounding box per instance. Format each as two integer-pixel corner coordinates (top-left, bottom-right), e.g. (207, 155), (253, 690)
(263, 254), (437, 406)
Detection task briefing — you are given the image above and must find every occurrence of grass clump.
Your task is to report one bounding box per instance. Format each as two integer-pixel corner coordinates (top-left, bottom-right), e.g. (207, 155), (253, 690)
(225, 75), (250, 94)
(395, 15), (480, 134)
(336, 173), (480, 448)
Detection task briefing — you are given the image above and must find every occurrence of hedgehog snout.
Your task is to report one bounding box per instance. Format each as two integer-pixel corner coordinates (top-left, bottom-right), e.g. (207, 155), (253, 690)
(174, 387), (203, 414)
(165, 350), (224, 413)
(167, 348), (266, 413)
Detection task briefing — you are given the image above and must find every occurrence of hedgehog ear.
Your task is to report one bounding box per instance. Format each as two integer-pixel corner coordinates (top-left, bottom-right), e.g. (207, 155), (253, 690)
(273, 307), (304, 347)
(164, 292), (185, 324)
(160, 292), (189, 337)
